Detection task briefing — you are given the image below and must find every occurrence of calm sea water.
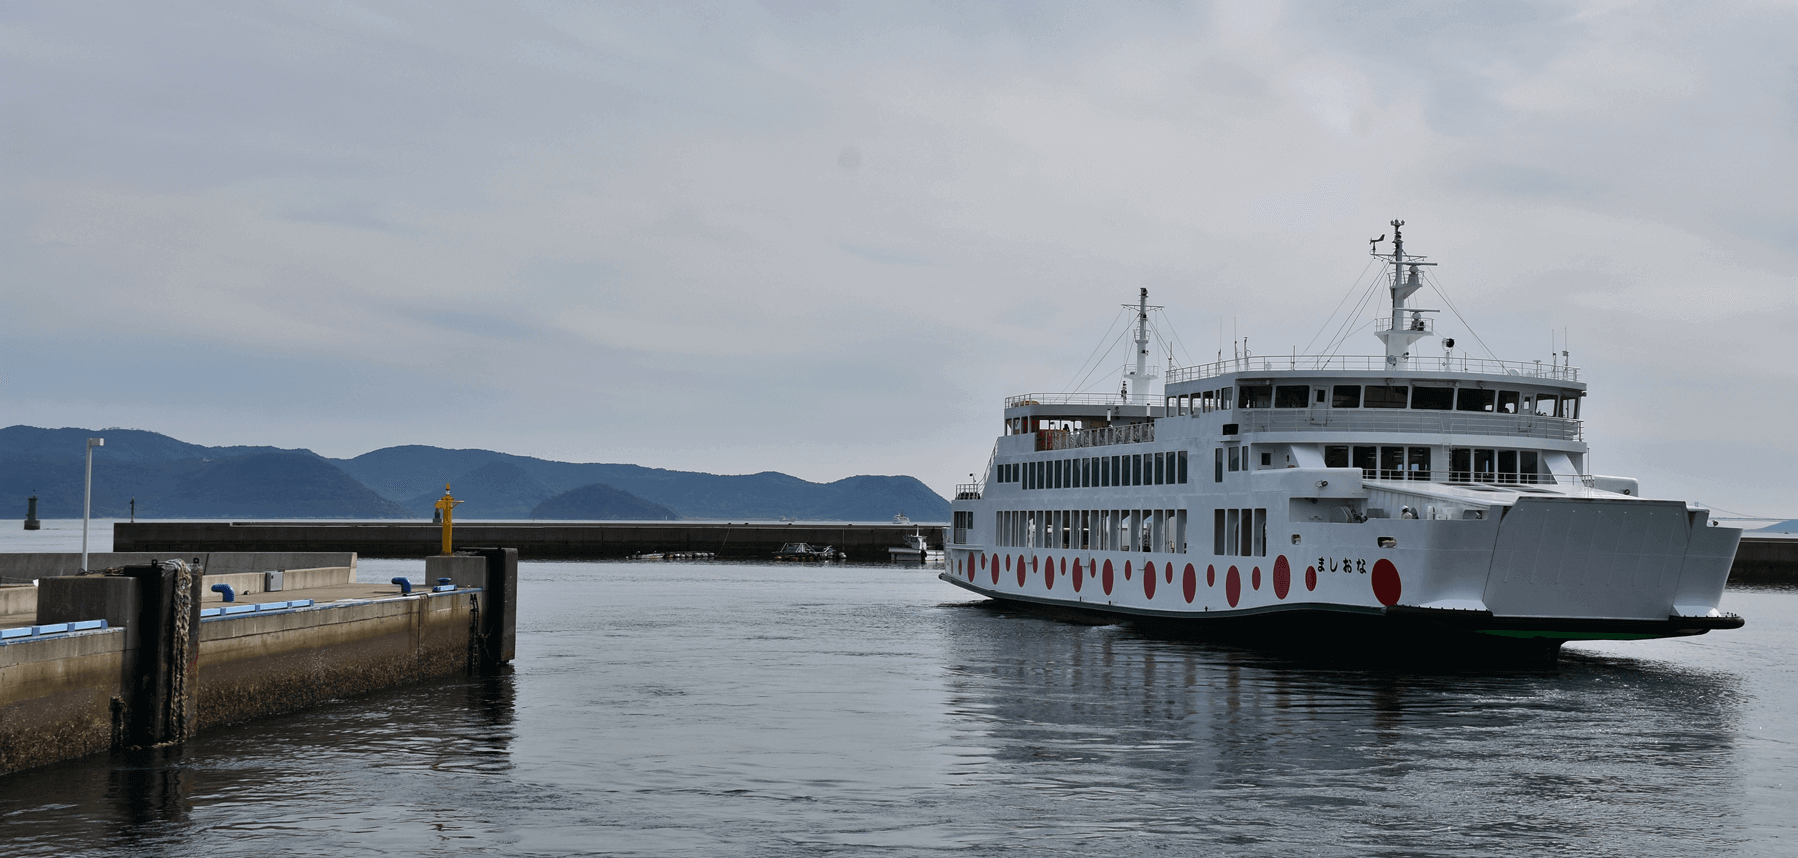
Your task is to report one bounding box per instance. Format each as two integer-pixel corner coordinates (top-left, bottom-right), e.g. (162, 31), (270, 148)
(2, 523), (1794, 856)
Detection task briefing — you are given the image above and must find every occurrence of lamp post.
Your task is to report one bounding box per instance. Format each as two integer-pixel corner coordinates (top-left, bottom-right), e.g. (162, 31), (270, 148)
(82, 437), (104, 572)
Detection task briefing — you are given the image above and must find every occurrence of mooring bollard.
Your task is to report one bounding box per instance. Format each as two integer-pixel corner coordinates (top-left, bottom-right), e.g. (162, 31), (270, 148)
(210, 583), (235, 603)
(391, 577), (412, 595)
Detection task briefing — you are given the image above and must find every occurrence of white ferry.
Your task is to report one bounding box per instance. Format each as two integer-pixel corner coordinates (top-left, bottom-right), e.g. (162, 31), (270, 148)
(943, 222), (1743, 658)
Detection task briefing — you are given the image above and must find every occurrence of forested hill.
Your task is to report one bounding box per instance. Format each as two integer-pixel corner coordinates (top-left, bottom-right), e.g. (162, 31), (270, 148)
(0, 426), (948, 521)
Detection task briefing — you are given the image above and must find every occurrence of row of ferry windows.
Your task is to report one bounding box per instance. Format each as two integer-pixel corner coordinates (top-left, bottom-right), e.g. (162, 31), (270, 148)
(1321, 445), (1544, 483)
(1207, 444), (1546, 483)
(987, 507), (1270, 558)
(1169, 385), (1581, 417)
(995, 451), (1190, 490)
(994, 509), (1189, 553)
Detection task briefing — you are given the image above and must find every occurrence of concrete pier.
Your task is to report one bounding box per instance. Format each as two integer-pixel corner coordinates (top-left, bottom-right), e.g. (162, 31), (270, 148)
(0, 550), (518, 777)
(114, 521), (947, 562)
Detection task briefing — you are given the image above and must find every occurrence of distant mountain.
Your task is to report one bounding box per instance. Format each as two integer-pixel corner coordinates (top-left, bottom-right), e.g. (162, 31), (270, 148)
(1, 425), (949, 521)
(335, 445), (949, 521)
(1754, 520), (1798, 534)
(531, 483), (680, 520)
(402, 460), (553, 519)
(165, 452), (410, 518)
(0, 425), (290, 464)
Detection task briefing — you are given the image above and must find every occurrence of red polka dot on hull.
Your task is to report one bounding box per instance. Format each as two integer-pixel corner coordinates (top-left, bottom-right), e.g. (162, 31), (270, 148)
(1372, 558), (1402, 606)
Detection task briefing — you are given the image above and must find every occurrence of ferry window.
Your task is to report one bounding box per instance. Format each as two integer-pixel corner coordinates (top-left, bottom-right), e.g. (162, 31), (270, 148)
(1353, 446), (1376, 479)
(1226, 508), (1240, 555)
(1274, 385), (1309, 408)
(1228, 446), (1240, 472)
(1450, 448), (1471, 482)
(1498, 450), (1518, 483)
(1380, 446), (1405, 480)
(1133, 454), (1144, 485)
(1154, 452), (1166, 485)
(1520, 451), (1540, 484)
(1214, 448), (1223, 482)
(1254, 508), (1267, 557)
(1572, 394), (1582, 419)
(1474, 449), (1496, 482)
(1260, 451), (1272, 467)
(1113, 455), (1122, 486)
(1238, 385), (1272, 409)
(1332, 385), (1361, 408)
(1324, 445), (1349, 468)
(1214, 509), (1226, 555)
(1364, 385), (1408, 408)
(1497, 390), (1520, 414)
(1219, 388), (1232, 409)
(1411, 386), (1454, 410)
(1535, 393), (1559, 416)
(1456, 388), (1496, 412)
(1088, 457), (1097, 487)
(1408, 447), (1431, 481)
(1316, 389), (1327, 404)
(1178, 451), (1188, 484)
(1240, 507), (1254, 557)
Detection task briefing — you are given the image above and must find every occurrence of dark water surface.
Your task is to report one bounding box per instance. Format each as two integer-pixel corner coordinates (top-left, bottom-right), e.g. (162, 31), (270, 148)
(2, 560), (1793, 856)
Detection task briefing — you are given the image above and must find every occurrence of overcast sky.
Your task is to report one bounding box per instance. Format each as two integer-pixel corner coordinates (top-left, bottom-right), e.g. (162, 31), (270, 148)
(4, 1), (1796, 516)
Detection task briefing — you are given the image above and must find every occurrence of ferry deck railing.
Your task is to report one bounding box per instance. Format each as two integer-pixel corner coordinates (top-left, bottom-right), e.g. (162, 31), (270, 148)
(1166, 354), (1580, 385)
(1006, 392), (1145, 408)
(1229, 409), (1582, 441)
(1035, 422), (1156, 452)
(1356, 471), (1596, 487)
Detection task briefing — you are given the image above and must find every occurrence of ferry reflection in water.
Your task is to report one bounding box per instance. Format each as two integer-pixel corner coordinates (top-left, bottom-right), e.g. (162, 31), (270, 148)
(941, 601), (1744, 852)
(0, 562), (1780, 857)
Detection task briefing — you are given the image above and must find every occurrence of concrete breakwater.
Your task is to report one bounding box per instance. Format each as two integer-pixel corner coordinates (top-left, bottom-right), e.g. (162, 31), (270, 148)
(0, 549), (516, 777)
(115, 520), (947, 562)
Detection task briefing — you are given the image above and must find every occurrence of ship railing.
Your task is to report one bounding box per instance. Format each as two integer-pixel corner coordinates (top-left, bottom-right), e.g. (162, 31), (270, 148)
(1166, 354), (1581, 385)
(955, 483), (983, 501)
(1231, 408), (1582, 441)
(1005, 392), (1141, 408)
(1361, 471), (1594, 487)
(1374, 315), (1435, 335)
(1036, 422), (1156, 452)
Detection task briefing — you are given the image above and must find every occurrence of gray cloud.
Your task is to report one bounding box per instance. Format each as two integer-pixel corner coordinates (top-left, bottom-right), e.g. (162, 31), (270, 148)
(3, 0), (1796, 513)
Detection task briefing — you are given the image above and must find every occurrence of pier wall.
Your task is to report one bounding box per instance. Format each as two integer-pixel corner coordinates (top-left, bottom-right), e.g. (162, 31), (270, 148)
(0, 629), (125, 774)
(0, 550), (516, 777)
(1727, 535), (1798, 585)
(195, 591), (477, 731)
(0, 552), (357, 581)
(113, 521), (946, 562)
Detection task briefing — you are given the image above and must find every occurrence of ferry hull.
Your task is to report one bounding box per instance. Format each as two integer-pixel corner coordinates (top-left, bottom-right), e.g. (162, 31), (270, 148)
(942, 495), (1742, 654)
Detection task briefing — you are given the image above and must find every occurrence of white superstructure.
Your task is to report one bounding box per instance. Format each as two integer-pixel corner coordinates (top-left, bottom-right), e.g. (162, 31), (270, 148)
(943, 223), (1742, 654)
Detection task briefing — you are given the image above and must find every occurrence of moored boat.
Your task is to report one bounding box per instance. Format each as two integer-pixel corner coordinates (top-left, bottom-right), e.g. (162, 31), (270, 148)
(942, 222), (1743, 659)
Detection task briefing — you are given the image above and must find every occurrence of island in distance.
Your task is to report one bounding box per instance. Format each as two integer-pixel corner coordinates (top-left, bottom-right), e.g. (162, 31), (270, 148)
(0, 426), (948, 522)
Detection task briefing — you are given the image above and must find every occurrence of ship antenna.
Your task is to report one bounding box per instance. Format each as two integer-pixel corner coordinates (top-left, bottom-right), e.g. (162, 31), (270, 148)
(1133, 288), (1150, 405)
(1119, 288), (1162, 405)
(1373, 219), (1438, 367)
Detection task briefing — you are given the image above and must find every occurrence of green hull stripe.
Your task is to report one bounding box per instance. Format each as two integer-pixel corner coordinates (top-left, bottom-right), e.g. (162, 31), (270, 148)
(1477, 630), (1661, 641)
